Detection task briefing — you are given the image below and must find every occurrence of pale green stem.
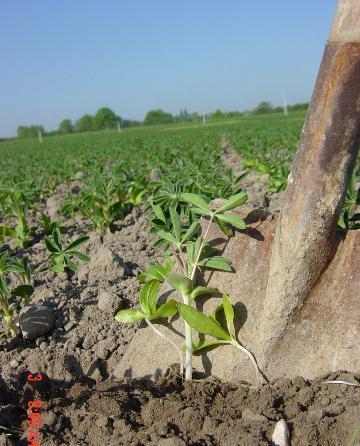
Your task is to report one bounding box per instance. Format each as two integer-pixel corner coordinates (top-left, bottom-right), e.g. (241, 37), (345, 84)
(182, 295), (193, 380)
(145, 318), (184, 378)
(231, 339), (260, 384)
(0, 296), (16, 336)
(182, 213), (215, 380)
(190, 214), (214, 281)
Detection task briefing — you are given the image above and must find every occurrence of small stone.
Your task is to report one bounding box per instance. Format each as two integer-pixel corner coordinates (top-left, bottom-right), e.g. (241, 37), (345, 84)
(19, 305), (55, 340)
(10, 359), (19, 368)
(35, 337), (45, 346)
(82, 336), (95, 350)
(98, 290), (123, 314)
(39, 342), (47, 352)
(95, 416), (109, 428)
(320, 396), (331, 406)
(95, 340), (111, 360)
(307, 408), (325, 422)
(241, 408), (267, 422)
(272, 419), (290, 446)
(64, 321), (76, 332)
(325, 404), (344, 416)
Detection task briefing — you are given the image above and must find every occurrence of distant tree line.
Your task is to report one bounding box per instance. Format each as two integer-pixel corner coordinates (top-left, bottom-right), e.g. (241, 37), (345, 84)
(17, 125), (45, 139)
(16, 102), (309, 138)
(17, 107), (141, 138)
(248, 101), (309, 115)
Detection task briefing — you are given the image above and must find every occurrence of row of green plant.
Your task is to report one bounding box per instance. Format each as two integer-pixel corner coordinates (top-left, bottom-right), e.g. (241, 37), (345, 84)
(0, 131), (250, 336)
(0, 114), (302, 199)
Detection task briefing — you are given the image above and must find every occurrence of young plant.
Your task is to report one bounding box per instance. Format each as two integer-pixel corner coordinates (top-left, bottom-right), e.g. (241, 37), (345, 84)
(74, 173), (129, 236)
(9, 257), (34, 306)
(0, 183), (33, 248)
(174, 191), (250, 379)
(115, 279), (182, 373)
(0, 252), (34, 335)
(338, 173), (360, 230)
(116, 190), (259, 381)
(43, 228), (90, 273)
(40, 212), (63, 235)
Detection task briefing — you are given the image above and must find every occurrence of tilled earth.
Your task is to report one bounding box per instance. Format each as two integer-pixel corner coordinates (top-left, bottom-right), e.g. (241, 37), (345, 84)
(1, 153), (359, 445)
(1, 367), (359, 445)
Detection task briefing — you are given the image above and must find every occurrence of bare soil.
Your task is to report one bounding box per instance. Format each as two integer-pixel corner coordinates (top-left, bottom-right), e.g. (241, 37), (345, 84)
(1, 367), (359, 445)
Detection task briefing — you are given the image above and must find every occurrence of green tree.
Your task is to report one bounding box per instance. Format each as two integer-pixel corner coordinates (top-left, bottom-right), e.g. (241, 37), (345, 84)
(253, 102), (273, 114)
(58, 119), (73, 134)
(144, 109), (173, 126)
(17, 126), (29, 138)
(75, 114), (93, 132)
(92, 107), (119, 130)
(288, 102), (309, 112)
(17, 125), (45, 138)
(212, 109), (224, 120)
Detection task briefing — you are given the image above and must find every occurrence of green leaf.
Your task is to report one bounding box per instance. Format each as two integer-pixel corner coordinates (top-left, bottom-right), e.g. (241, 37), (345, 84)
(167, 273), (193, 296)
(51, 262), (64, 273)
(181, 221), (200, 244)
(115, 308), (146, 324)
(198, 256), (232, 272)
(199, 243), (218, 260)
(215, 217), (234, 237)
(211, 302), (224, 322)
(66, 235), (90, 251)
(191, 207), (211, 216)
(169, 208), (181, 243)
(4, 264), (25, 274)
(11, 284), (34, 297)
(190, 286), (217, 299)
(151, 299), (178, 318)
(64, 255), (78, 271)
(152, 204), (166, 223)
(0, 277), (10, 297)
(177, 303), (231, 340)
(66, 250), (90, 262)
(44, 236), (60, 254)
(337, 214), (346, 229)
(156, 229), (177, 245)
(216, 214), (246, 230)
(138, 261), (173, 283)
(139, 279), (160, 315)
(186, 237), (202, 266)
(215, 192), (248, 213)
(151, 218), (167, 230)
(193, 338), (230, 353)
(222, 294), (234, 335)
(181, 193), (211, 215)
(53, 228), (62, 250)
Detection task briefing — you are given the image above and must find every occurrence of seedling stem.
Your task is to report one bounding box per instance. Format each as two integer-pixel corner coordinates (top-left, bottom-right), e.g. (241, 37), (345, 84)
(146, 318), (183, 377)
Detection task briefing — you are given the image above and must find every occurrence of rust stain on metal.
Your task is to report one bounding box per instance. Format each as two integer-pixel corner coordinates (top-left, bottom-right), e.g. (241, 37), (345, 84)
(282, 41), (360, 230)
(294, 42), (360, 177)
(318, 43), (360, 171)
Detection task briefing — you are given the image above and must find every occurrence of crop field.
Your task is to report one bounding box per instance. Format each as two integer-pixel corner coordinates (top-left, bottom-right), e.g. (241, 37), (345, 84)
(0, 112), (359, 445)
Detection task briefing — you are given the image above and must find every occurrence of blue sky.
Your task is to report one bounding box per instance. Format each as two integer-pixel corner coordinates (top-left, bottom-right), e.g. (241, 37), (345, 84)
(1, 0), (337, 137)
